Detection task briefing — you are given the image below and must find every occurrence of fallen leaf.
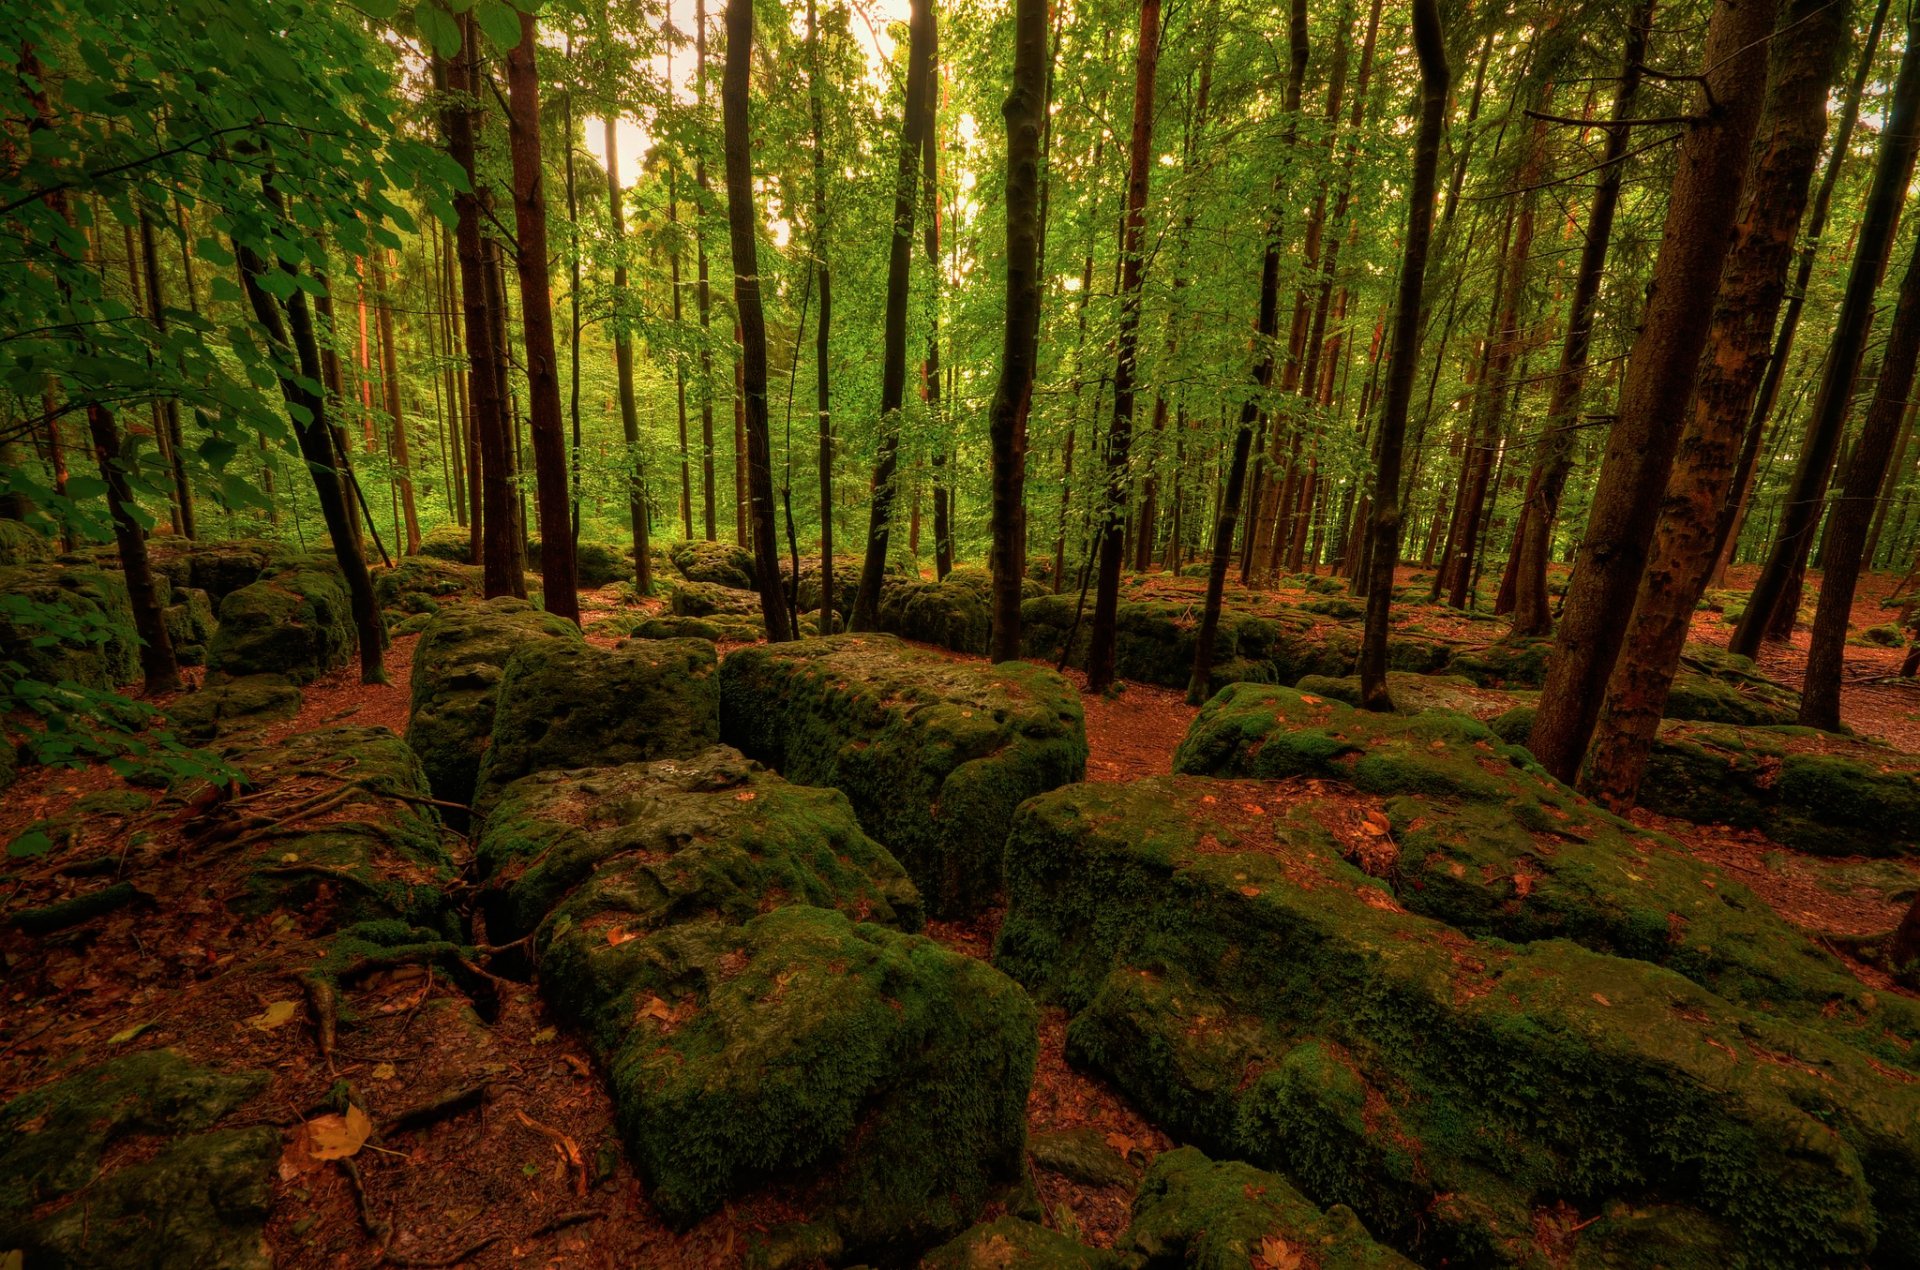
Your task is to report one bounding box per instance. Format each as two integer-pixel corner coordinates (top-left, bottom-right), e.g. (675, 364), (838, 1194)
(307, 1104), (372, 1160)
(1592, 993), (1611, 1007)
(1242, 804), (1266, 816)
(531, 1026), (557, 1044)
(734, 791), (756, 802)
(1240, 885), (1262, 898)
(641, 996), (674, 1021)
(250, 1000), (298, 1032)
(1298, 695), (1321, 706)
(1105, 1131), (1136, 1157)
(371, 1062), (396, 1080)
(605, 927), (639, 946)
(109, 1020), (157, 1045)
(1363, 810), (1392, 835)
(1257, 1233), (1303, 1270)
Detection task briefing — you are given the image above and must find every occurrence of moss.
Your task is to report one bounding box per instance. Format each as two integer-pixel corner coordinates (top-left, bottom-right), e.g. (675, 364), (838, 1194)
(372, 557), (481, 614)
(617, 613), (765, 643)
(1441, 637), (1553, 688)
(471, 638), (720, 819)
(1862, 623), (1906, 648)
(415, 525), (472, 563)
(404, 597), (581, 808)
(719, 634), (1087, 916)
(668, 539), (757, 589)
(922, 1217), (1122, 1269)
(1028, 1127), (1136, 1188)
(0, 520), (55, 565)
(174, 538), (292, 601)
(573, 540), (628, 587)
(997, 776), (1920, 1267)
(672, 578), (765, 617)
(206, 564), (353, 684)
(1123, 1146), (1414, 1269)
(876, 579), (992, 653)
(164, 585), (218, 666)
(167, 674), (301, 741)
(0, 563), (139, 688)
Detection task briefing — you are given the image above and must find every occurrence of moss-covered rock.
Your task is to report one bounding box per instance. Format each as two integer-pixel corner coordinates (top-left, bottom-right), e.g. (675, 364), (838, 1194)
(922, 1217), (1122, 1269)
(591, 612), (766, 643)
(943, 565), (1046, 603)
(671, 578), (764, 618)
(162, 585), (218, 666)
(473, 748), (1033, 1259)
(996, 775), (1920, 1267)
(471, 638), (720, 817)
(720, 634), (1087, 916)
(166, 674), (301, 741)
(1440, 636), (1553, 688)
(372, 556), (481, 617)
(415, 525), (472, 563)
(0, 520), (55, 565)
(877, 579), (992, 654)
(0, 1050), (276, 1270)
(1123, 1147), (1414, 1269)
(1862, 622), (1906, 647)
(0, 563), (139, 687)
(668, 538), (756, 589)
(574, 540), (629, 587)
(205, 562), (353, 684)
(404, 597), (581, 808)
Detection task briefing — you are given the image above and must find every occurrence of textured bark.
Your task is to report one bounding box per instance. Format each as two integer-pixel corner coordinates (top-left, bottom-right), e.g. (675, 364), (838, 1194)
(136, 212), (194, 540)
(1358, 0), (1447, 711)
(808, 0), (835, 635)
(1582, 0), (1850, 807)
(1732, 13), (1920, 657)
(696, 0), (718, 541)
(505, 10), (580, 625)
(371, 248), (420, 555)
(668, 163), (694, 541)
(605, 116), (652, 595)
(86, 402), (181, 693)
(1085, 0), (1162, 693)
(1527, 0), (1781, 783)
(850, 0), (935, 631)
(923, 21), (952, 583)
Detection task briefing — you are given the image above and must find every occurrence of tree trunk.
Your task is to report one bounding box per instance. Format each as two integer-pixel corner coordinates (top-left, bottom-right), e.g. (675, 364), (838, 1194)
(605, 115), (652, 594)
(923, 24), (952, 582)
(85, 402), (181, 693)
(1527, 0), (1782, 782)
(1581, 0), (1851, 807)
(808, 0), (835, 635)
(371, 247), (420, 555)
(722, 0), (793, 641)
(1732, 13), (1920, 657)
(987, 0), (1046, 662)
(1085, 0), (1162, 693)
(668, 163), (695, 541)
(697, 0), (719, 542)
(136, 213), (195, 541)
(505, 9), (580, 625)
(851, 0), (936, 630)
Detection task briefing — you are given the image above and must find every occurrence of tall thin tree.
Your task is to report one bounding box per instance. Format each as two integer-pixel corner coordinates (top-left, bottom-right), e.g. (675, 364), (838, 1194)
(605, 115), (653, 594)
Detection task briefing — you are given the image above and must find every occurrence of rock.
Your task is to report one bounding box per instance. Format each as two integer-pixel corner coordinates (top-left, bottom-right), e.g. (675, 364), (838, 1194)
(415, 525), (472, 563)
(668, 538), (756, 589)
(0, 520), (55, 565)
(943, 565), (1046, 603)
(595, 612), (764, 643)
(471, 638), (721, 817)
(164, 586), (218, 666)
(877, 579), (992, 654)
(166, 674), (301, 741)
(0, 563), (139, 688)
(1441, 636), (1553, 688)
(1862, 622), (1906, 647)
(922, 1217), (1122, 1269)
(176, 539), (291, 601)
(1123, 1147), (1413, 1269)
(405, 597), (581, 808)
(574, 540), (628, 587)
(474, 748), (1032, 1258)
(720, 634), (1087, 916)
(205, 562), (354, 684)
(787, 553), (865, 617)
(372, 557), (481, 617)
(1027, 1126), (1136, 1188)
(0, 1050), (275, 1270)
(670, 578), (764, 618)
(997, 773), (1920, 1266)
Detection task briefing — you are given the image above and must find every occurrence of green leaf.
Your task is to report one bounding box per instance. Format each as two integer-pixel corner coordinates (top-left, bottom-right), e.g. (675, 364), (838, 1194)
(6, 830), (53, 860)
(473, 0), (521, 50)
(414, 1), (461, 56)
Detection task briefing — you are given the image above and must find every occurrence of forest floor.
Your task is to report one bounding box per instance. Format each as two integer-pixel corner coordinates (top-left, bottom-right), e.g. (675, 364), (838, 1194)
(2, 562), (1917, 1265)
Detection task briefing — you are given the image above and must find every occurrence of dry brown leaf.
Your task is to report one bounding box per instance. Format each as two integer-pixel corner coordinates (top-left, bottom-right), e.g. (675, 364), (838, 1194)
(1256, 1234), (1302, 1270)
(250, 1000), (297, 1032)
(307, 1104), (372, 1161)
(1240, 885), (1262, 898)
(641, 996), (675, 1021)
(734, 791), (756, 802)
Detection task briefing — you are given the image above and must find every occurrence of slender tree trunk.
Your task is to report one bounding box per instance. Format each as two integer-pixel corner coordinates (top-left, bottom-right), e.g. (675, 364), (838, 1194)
(605, 115), (652, 594)
(987, 0), (1046, 662)
(697, 0), (719, 541)
(1357, 0), (1447, 711)
(371, 248), (420, 555)
(1581, 0), (1851, 806)
(1733, 13), (1920, 657)
(136, 213), (194, 540)
(84, 400), (181, 692)
(1085, 0), (1162, 693)
(722, 0), (792, 640)
(923, 26), (952, 582)
(668, 163), (695, 541)
(1527, 0), (1782, 782)
(506, 10), (581, 625)
(851, 0), (936, 630)
(808, 0), (835, 634)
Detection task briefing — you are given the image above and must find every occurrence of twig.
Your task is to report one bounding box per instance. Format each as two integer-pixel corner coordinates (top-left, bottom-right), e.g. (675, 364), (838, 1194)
(379, 1233), (502, 1268)
(531, 1209), (606, 1238)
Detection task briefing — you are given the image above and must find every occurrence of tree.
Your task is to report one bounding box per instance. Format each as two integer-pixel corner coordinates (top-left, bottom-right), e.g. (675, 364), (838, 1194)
(604, 115), (653, 595)
(986, 0), (1047, 663)
(1085, 0), (1162, 694)
(808, 0), (835, 636)
(370, 246), (420, 555)
(1525, 0), (1782, 780)
(505, 8), (581, 626)
(1356, 0), (1447, 711)
(850, 0), (935, 631)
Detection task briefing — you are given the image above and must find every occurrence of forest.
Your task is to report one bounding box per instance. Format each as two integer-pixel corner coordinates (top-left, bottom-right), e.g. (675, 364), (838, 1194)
(5, 0), (1920, 1262)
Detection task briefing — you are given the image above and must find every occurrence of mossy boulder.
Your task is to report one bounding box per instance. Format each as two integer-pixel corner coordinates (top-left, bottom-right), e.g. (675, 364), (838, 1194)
(163, 585), (218, 666)
(720, 634), (1087, 916)
(474, 748), (1033, 1258)
(877, 578), (992, 654)
(0, 520), (55, 565)
(170, 538), (291, 601)
(1440, 636), (1552, 688)
(0, 1050), (276, 1270)
(574, 540), (629, 587)
(668, 538), (756, 589)
(372, 556), (481, 618)
(0, 563), (139, 688)
(404, 597), (581, 808)
(619, 612), (764, 643)
(788, 553), (866, 617)
(943, 564), (1046, 603)
(415, 525), (472, 563)
(471, 638), (720, 817)
(922, 1217), (1122, 1269)
(670, 578), (763, 618)
(166, 674), (301, 741)
(205, 562), (353, 684)
(995, 775), (1920, 1267)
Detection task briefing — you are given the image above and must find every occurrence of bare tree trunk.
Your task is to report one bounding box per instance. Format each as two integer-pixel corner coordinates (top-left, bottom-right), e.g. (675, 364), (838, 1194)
(605, 116), (652, 594)
(667, 161), (695, 541)
(808, 0), (835, 634)
(136, 213), (195, 540)
(1527, 0), (1782, 782)
(696, 0), (718, 541)
(371, 247), (420, 555)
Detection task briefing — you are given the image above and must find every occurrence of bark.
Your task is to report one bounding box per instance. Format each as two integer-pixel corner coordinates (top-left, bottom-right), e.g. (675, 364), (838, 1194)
(1581, 0), (1851, 807)
(987, 0), (1046, 662)
(506, 9), (581, 625)
(1357, 0), (1447, 712)
(371, 248), (419, 555)
(924, 24), (952, 582)
(1732, 12), (1920, 657)
(1527, 0), (1782, 782)
(808, 0), (835, 635)
(1508, 4), (1652, 633)
(1800, 227), (1920, 727)
(137, 212), (194, 540)
(850, 0), (935, 631)
(668, 163), (695, 540)
(1085, 0), (1163, 693)
(84, 401), (181, 693)
(696, 0), (719, 541)
(722, 0), (792, 641)
(605, 115), (652, 595)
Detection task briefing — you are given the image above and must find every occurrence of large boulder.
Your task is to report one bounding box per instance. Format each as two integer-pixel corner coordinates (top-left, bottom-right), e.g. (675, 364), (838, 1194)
(414, 525), (472, 563)
(996, 772), (1920, 1267)
(372, 556), (481, 619)
(0, 520), (55, 566)
(0, 564), (138, 687)
(876, 578), (992, 654)
(471, 638), (720, 817)
(166, 674), (301, 741)
(670, 578), (763, 618)
(474, 748), (1035, 1258)
(667, 538), (756, 589)
(176, 539), (291, 602)
(163, 586), (218, 666)
(404, 597), (580, 809)
(720, 634), (1087, 916)
(205, 560), (353, 684)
